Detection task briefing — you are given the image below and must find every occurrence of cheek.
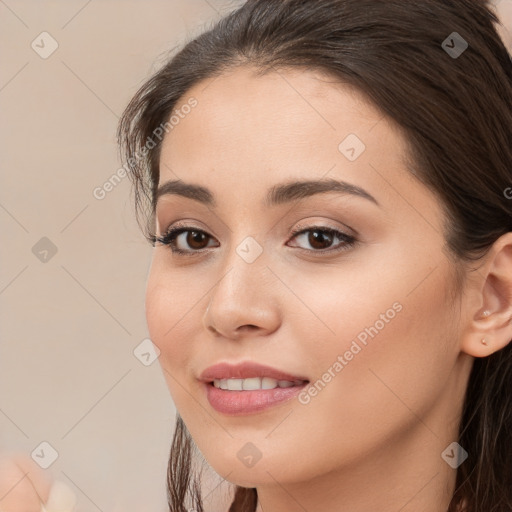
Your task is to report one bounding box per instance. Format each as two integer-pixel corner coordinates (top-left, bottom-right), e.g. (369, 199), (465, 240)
(309, 255), (457, 397)
(145, 273), (205, 420)
(145, 263), (200, 376)
(299, 258), (458, 435)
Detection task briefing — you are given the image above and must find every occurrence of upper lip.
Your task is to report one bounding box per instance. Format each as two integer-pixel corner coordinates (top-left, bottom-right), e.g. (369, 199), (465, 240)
(198, 361), (309, 383)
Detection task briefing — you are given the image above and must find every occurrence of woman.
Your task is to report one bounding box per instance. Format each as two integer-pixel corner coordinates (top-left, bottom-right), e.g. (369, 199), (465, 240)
(3, 0), (511, 511)
(116, 0), (512, 510)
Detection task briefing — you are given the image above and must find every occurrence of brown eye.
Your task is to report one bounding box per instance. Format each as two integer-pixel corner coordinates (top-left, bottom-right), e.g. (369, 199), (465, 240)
(186, 230), (210, 249)
(288, 226), (357, 253)
(307, 229), (334, 250)
(154, 226), (218, 254)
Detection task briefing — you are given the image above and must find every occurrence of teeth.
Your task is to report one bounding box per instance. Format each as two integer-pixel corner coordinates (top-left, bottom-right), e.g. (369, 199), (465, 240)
(262, 377), (278, 389)
(227, 379), (243, 391)
(212, 377), (305, 390)
(243, 377), (262, 390)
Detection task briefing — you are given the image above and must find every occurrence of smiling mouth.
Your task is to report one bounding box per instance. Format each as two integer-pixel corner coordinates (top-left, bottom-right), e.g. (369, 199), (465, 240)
(210, 377), (309, 391)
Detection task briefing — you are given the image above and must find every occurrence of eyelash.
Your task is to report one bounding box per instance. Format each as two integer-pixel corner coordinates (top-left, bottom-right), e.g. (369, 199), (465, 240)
(152, 222), (357, 257)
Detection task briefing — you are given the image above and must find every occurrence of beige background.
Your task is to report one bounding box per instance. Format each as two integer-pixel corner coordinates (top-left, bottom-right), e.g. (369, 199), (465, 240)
(0, 1), (510, 511)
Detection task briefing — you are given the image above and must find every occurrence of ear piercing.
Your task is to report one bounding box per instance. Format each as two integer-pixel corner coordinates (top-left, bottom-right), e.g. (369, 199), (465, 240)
(481, 311), (491, 346)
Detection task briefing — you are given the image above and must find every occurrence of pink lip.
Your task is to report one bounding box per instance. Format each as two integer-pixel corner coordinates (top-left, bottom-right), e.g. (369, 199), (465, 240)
(199, 361), (310, 416)
(198, 361), (309, 382)
(204, 382), (308, 415)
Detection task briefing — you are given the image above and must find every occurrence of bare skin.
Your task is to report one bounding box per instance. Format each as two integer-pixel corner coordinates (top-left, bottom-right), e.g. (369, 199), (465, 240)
(493, 0), (512, 52)
(146, 66), (512, 511)
(0, 455), (51, 511)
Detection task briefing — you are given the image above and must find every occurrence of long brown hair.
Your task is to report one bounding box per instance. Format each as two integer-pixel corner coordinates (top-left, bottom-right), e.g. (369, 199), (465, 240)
(117, 1), (512, 510)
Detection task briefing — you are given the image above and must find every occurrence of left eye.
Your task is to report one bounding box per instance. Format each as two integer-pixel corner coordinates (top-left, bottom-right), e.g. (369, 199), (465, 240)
(287, 226), (356, 252)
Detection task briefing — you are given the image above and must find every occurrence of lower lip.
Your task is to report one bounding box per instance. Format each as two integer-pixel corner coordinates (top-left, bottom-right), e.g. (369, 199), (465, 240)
(204, 381), (309, 415)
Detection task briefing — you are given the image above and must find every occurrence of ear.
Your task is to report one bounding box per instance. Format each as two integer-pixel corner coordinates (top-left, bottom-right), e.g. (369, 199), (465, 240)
(460, 232), (512, 357)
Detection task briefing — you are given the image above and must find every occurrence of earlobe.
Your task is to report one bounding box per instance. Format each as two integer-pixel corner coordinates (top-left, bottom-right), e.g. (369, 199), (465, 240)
(460, 232), (512, 358)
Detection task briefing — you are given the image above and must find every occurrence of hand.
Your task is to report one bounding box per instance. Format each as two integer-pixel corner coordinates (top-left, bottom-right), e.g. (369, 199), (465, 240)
(0, 454), (76, 512)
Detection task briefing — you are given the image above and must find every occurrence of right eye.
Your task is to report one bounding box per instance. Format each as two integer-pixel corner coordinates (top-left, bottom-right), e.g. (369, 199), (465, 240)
(153, 226), (219, 255)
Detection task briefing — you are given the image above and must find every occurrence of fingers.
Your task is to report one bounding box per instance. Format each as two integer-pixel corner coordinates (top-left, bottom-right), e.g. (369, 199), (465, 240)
(0, 455), (51, 512)
(0, 454), (77, 512)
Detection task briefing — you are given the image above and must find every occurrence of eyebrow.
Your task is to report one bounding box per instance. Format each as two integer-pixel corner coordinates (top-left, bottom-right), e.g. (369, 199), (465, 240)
(155, 178), (379, 208)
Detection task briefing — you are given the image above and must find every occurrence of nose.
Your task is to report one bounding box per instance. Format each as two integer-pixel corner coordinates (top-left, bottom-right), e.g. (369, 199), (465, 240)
(202, 249), (281, 341)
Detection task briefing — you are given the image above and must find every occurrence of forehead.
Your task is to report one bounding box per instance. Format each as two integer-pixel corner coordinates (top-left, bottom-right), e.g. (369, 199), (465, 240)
(157, 66), (438, 223)
(162, 66), (394, 161)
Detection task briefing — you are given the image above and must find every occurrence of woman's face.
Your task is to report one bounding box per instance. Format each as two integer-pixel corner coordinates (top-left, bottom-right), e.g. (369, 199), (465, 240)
(145, 67), (472, 491)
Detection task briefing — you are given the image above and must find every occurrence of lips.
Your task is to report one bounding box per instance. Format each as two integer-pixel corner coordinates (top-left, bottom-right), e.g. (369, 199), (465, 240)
(198, 361), (309, 383)
(199, 361), (310, 415)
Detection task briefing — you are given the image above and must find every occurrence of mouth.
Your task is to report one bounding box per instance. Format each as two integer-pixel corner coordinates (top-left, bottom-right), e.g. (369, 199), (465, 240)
(199, 361), (310, 414)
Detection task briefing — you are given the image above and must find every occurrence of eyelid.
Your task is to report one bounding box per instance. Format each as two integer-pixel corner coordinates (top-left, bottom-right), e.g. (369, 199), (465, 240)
(289, 219), (356, 238)
(157, 219), (209, 237)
